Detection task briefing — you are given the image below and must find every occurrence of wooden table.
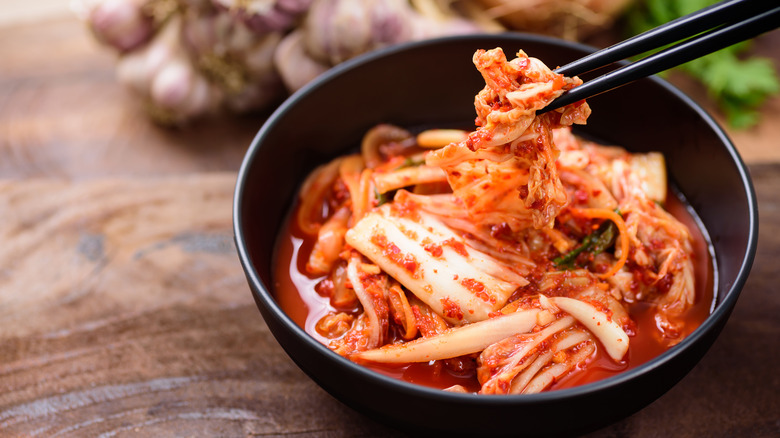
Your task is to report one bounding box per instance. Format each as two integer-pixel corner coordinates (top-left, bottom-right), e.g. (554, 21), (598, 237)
(1, 8), (778, 438)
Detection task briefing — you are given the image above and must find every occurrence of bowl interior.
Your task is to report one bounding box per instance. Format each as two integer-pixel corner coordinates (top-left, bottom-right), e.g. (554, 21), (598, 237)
(234, 33), (757, 436)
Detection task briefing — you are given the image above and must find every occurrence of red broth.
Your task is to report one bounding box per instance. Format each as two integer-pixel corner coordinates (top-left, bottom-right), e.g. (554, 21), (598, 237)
(272, 188), (714, 393)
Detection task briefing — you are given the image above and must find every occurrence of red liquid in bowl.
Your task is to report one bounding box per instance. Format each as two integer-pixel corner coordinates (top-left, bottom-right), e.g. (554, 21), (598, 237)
(272, 189), (714, 392)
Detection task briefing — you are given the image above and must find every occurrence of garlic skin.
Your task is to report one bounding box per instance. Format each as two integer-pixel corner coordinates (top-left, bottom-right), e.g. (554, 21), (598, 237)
(117, 16), (223, 123)
(74, 0), (155, 52)
(412, 14), (482, 40)
(214, 0), (314, 33)
(279, 0), (484, 92)
(76, 0), (501, 123)
(303, 0), (418, 65)
(472, 0), (631, 40)
(181, 6), (285, 112)
(274, 29), (330, 92)
(225, 31), (286, 112)
(115, 17), (177, 94)
(151, 58), (218, 119)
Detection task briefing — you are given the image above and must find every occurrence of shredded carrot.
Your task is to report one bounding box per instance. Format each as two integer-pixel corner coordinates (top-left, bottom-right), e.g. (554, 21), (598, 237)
(570, 207), (630, 279)
(388, 283), (418, 340)
(498, 299), (523, 315)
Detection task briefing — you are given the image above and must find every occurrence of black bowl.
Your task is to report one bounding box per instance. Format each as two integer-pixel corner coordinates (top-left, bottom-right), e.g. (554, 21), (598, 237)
(233, 33), (758, 437)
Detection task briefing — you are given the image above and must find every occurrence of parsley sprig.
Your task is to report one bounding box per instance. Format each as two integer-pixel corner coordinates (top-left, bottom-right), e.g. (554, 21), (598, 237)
(626, 0), (779, 128)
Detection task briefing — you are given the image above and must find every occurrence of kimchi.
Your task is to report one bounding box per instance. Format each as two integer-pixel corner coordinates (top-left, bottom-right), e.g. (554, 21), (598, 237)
(276, 48), (711, 395)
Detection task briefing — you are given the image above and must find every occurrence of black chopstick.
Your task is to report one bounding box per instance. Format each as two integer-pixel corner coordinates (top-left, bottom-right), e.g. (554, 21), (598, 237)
(539, 1), (780, 114)
(555, 0), (771, 77)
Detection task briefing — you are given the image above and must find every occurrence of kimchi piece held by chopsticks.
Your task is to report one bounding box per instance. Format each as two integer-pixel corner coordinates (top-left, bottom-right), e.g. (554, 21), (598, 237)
(427, 48), (591, 230)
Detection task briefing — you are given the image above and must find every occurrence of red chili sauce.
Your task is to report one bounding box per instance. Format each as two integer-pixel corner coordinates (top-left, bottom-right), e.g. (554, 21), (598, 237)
(272, 189), (714, 393)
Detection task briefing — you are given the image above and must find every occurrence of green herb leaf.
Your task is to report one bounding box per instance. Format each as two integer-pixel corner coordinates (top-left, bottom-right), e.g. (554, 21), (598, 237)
(626, 0), (780, 129)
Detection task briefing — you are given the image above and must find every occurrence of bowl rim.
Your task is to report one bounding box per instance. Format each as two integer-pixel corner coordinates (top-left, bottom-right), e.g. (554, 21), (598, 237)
(233, 32), (759, 405)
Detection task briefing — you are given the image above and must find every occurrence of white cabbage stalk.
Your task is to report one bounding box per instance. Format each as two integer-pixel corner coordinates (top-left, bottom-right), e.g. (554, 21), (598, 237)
(346, 255), (385, 348)
(373, 166), (448, 194)
(521, 337), (595, 394)
(630, 152), (667, 204)
(345, 204), (527, 323)
(501, 315), (576, 367)
(507, 329), (592, 394)
(478, 315), (576, 393)
(416, 129), (469, 149)
(507, 350), (553, 394)
(559, 168), (619, 210)
(352, 308), (555, 363)
(549, 296), (629, 361)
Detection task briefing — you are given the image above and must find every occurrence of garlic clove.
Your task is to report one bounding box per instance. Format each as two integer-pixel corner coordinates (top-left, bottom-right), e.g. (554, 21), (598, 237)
(183, 75), (221, 117)
(215, 0), (314, 34)
(274, 29), (330, 92)
(151, 59), (194, 110)
(243, 32), (283, 77)
(116, 14), (180, 93)
(78, 0), (155, 52)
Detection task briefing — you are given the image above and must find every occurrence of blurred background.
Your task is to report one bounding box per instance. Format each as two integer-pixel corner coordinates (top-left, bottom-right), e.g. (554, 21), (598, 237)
(1, 0), (778, 180)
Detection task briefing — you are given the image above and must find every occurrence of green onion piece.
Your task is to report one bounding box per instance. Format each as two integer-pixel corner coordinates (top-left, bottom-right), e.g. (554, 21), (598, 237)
(554, 219), (618, 269)
(590, 221), (618, 255)
(399, 156), (425, 169)
(375, 186), (389, 206)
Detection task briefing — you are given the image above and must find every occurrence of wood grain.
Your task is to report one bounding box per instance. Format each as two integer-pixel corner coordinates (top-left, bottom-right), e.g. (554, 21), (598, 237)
(0, 168), (777, 437)
(0, 8), (778, 438)
(0, 175), (404, 437)
(0, 17), (265, 180)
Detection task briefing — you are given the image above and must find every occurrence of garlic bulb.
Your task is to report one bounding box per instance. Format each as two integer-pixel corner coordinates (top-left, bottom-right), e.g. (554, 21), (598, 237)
(117, 16), (223, 123)
(273, 0), (484, 92)
(73, 0), (155, 52)
(303, 0), (418, 65)
(181, 6), (285, 111)
(224, 31), (285, 111)
(75, 0), (504, 124)
(151, 58), (218, 119)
